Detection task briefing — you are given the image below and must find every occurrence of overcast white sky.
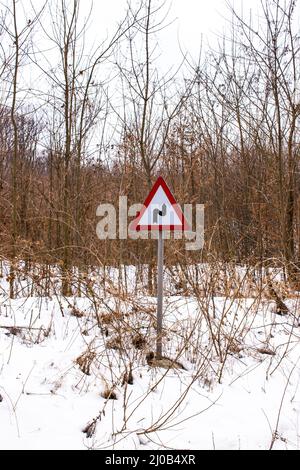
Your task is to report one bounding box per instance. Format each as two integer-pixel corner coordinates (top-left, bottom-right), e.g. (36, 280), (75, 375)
(85, 0), (262, 68)
(7, 0), (264, 152)
(17, 0), (262, 71)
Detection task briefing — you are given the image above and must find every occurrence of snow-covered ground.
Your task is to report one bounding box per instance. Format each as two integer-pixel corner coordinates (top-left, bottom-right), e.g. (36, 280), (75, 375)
(0, 265), (300, 450)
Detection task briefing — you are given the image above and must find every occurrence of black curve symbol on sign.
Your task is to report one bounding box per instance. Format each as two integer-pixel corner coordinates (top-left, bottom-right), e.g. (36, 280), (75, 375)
(153, 204), (167, 223)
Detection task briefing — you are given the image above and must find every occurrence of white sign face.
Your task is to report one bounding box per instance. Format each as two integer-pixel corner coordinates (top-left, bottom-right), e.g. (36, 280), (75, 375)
(130, 177), (189, 231)
(138, 186), (182, 227)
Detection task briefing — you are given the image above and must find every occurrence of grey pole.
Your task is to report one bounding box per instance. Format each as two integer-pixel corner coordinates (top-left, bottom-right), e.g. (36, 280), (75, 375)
(156, 229), (164, 359)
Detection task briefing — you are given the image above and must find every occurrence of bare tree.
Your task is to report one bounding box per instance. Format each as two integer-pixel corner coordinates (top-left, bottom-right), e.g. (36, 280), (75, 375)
(1, 0), (45, 297)
(115, 0), (189, 292)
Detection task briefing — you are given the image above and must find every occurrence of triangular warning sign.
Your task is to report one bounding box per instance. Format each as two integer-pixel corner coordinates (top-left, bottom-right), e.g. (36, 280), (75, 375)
(130, 177), (190, 231)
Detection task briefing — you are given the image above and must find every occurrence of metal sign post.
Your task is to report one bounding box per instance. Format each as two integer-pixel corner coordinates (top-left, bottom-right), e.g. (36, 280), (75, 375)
(130, 177), (189, 359)
(156, 230), (163, 359)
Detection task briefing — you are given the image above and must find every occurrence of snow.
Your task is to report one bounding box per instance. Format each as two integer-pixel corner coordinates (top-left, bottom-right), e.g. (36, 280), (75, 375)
(0, 265), (300, 450)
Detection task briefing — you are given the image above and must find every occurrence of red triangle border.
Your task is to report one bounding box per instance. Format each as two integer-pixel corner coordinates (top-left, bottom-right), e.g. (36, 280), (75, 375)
(129, 176), (190, 232)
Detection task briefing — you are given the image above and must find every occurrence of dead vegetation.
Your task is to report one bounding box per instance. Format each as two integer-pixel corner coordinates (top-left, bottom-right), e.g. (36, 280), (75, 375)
(101, 387), (117, 400)
(146, 351), (186, 370)
(76, 350), (96, 376)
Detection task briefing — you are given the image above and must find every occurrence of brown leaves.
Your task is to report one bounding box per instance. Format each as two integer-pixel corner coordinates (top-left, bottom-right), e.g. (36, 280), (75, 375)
(146, 352), (185, 370)
(76, 350), (96, 375)
(257, 347), (276, 356)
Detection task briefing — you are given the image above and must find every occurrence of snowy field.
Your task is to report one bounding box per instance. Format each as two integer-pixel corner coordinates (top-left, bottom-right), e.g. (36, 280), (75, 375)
(0, 263), (300, 450)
